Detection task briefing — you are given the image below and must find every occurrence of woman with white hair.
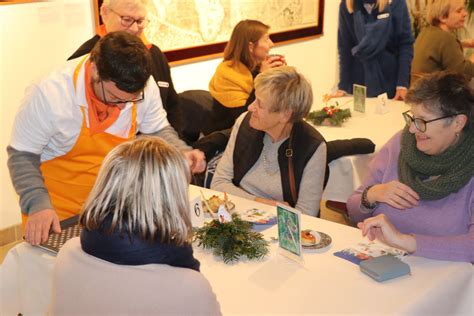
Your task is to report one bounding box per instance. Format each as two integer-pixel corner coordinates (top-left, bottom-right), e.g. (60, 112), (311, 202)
(211, 66), (327, 217)
(50, 137), (221, 315)
(411, 0), (474, 85)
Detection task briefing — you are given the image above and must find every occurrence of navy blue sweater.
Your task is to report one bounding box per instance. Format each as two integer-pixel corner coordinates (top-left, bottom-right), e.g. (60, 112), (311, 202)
(337, 0), (414, 98)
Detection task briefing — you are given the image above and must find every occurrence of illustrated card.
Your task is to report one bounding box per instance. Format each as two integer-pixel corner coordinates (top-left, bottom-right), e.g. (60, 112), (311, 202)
(353, 84), (366, 113)
(277, 204), (303, 263)
(334, 241), (407, 265)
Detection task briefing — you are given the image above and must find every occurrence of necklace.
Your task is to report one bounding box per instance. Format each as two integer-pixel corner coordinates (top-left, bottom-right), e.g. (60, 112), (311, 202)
(262, 148), (279, 176)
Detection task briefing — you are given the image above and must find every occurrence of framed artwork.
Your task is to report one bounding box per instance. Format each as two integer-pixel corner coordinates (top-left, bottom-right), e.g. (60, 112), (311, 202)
(94, 0), (325, 63)
(277, 204), (303, 263)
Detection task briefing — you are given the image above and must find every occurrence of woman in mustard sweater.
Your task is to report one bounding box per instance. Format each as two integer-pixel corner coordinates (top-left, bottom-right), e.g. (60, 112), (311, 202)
(205, 19), (285, 134)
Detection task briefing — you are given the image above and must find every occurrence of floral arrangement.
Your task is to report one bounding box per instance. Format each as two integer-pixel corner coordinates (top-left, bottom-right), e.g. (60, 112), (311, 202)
(306, 103), (351, 126)
(193, 213), (269, 264)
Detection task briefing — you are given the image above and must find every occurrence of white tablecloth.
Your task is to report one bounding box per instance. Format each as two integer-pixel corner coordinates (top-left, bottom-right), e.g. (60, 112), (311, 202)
(1, 186), (473, 315)
(317, 97), (410, 202)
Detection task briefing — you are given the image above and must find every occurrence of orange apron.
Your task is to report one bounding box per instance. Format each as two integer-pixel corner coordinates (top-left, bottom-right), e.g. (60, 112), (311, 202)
(22, 57), (136, 224)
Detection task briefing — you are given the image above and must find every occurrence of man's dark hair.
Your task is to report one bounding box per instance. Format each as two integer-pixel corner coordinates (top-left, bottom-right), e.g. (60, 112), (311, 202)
(406, 72), (474, 131)
(90, 31), (152, 93)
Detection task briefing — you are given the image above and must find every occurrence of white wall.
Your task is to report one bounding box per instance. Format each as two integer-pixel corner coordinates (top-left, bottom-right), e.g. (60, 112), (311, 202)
(0, 0), (340, 230)
(0, 1), (96, 229)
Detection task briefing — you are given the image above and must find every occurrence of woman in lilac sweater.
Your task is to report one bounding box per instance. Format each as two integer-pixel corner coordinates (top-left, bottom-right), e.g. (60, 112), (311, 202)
(347, 72), (473, 262)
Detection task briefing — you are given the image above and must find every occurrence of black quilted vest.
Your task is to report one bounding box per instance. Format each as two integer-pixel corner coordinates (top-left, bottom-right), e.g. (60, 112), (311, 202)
(233, 113), (325, 207)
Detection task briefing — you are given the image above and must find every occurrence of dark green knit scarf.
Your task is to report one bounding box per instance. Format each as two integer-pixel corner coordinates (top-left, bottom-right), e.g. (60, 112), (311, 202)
(398, 127), (474, 200)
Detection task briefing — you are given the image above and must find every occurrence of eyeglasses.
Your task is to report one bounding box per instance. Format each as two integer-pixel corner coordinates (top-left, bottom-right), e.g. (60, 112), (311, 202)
(109, 8), (149, 28)
(100, 80), (144, 105)
(402, 110), (457, 132)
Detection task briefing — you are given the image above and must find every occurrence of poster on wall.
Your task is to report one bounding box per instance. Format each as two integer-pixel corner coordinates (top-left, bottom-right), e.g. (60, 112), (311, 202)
(94, 0), (325, 62)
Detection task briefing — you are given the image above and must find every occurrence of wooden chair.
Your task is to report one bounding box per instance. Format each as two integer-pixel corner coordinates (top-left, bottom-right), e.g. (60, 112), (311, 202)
(325, 200), (355, 226)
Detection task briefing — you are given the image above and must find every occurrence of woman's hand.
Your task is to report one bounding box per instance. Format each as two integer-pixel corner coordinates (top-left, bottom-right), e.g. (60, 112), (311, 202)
(260, 55), (285, 73)
(393, 88), (407, 101)
(462, 38), (474, 48)
(358, 214), (417, 253)
(323, 90), (345, 102)
(367, 181), (419, 210)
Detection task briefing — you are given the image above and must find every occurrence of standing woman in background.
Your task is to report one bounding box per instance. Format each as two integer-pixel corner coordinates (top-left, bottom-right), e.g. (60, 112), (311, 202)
(331, 0), (414, 100)
(411, 0), (474, 85)
(206, 19), (285, 134)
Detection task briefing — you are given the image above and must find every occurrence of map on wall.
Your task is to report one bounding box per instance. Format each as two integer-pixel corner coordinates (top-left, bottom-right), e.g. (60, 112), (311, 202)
(144, 0), (321, 59)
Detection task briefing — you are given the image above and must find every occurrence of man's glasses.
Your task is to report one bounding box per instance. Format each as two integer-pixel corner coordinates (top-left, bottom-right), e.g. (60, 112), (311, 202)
(109, 8), (149, 28)
(100, 80), (144, 105)
(402, 110), (457, 132)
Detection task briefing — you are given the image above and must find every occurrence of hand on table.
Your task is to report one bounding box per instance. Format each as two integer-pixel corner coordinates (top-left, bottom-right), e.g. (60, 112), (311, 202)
(24, 208), (61, 245)
(260, 55), (286, 72)
(393, 88), (407, 101)
(184, 149), (206, 174)
(367, 181), (419, 210)
(323, 90), (345, 102)
(358, 214), (417, 253)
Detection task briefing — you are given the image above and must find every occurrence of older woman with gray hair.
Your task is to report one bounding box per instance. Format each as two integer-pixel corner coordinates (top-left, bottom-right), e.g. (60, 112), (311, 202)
(211, 66), (327, 217)
(348, 72), (474, 262)
(50, 137), (220, 315)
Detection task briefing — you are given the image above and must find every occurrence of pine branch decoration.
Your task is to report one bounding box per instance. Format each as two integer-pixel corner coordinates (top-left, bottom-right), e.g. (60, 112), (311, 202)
(306, 104), (351, 126)
(193, 213), (269, 263)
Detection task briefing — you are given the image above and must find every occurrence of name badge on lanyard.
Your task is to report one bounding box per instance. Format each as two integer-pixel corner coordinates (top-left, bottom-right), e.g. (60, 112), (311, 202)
(157, 81), (169, 88)
(377, 13), (390, 20)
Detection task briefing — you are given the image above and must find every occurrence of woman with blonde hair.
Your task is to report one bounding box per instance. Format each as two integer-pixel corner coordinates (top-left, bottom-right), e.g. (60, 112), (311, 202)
(50, 137), (221, 315)
(411, 0), (474, 85)
(330, 0), (414, 100)
(206, 19), (285, 134)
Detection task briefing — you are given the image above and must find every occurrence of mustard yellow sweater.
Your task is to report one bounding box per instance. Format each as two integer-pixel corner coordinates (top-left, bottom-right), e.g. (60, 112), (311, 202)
(209, 60), (253, 108)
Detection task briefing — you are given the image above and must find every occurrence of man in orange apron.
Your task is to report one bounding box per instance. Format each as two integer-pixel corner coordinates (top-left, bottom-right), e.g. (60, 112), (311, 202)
(8, 32), (205, 245)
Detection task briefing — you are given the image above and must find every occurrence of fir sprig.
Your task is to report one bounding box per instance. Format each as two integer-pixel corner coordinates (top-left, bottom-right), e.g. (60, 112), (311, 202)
(306, 104), (351, 126)
(193, 214), (269, 264)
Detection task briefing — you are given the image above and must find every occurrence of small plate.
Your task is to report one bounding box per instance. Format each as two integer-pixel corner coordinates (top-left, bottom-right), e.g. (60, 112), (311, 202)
(202, 197), (235, 214)
(301, 230), (332, 249)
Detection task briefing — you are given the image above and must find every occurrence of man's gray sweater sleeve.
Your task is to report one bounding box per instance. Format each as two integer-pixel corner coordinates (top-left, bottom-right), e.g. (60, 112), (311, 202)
(143, 125), (192, 152)
(7, 146), (52, 215)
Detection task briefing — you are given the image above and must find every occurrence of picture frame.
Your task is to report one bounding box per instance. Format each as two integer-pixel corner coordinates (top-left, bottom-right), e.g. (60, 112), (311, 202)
(277, 203), (303, 263)
(93, 0), (325, 63)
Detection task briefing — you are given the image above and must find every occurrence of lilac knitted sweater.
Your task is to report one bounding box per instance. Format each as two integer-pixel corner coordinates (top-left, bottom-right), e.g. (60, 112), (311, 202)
(347, 131), (474, 262)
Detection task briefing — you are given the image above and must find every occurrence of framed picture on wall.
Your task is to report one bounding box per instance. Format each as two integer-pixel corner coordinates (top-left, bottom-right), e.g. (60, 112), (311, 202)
(94, 0), (325, 63)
